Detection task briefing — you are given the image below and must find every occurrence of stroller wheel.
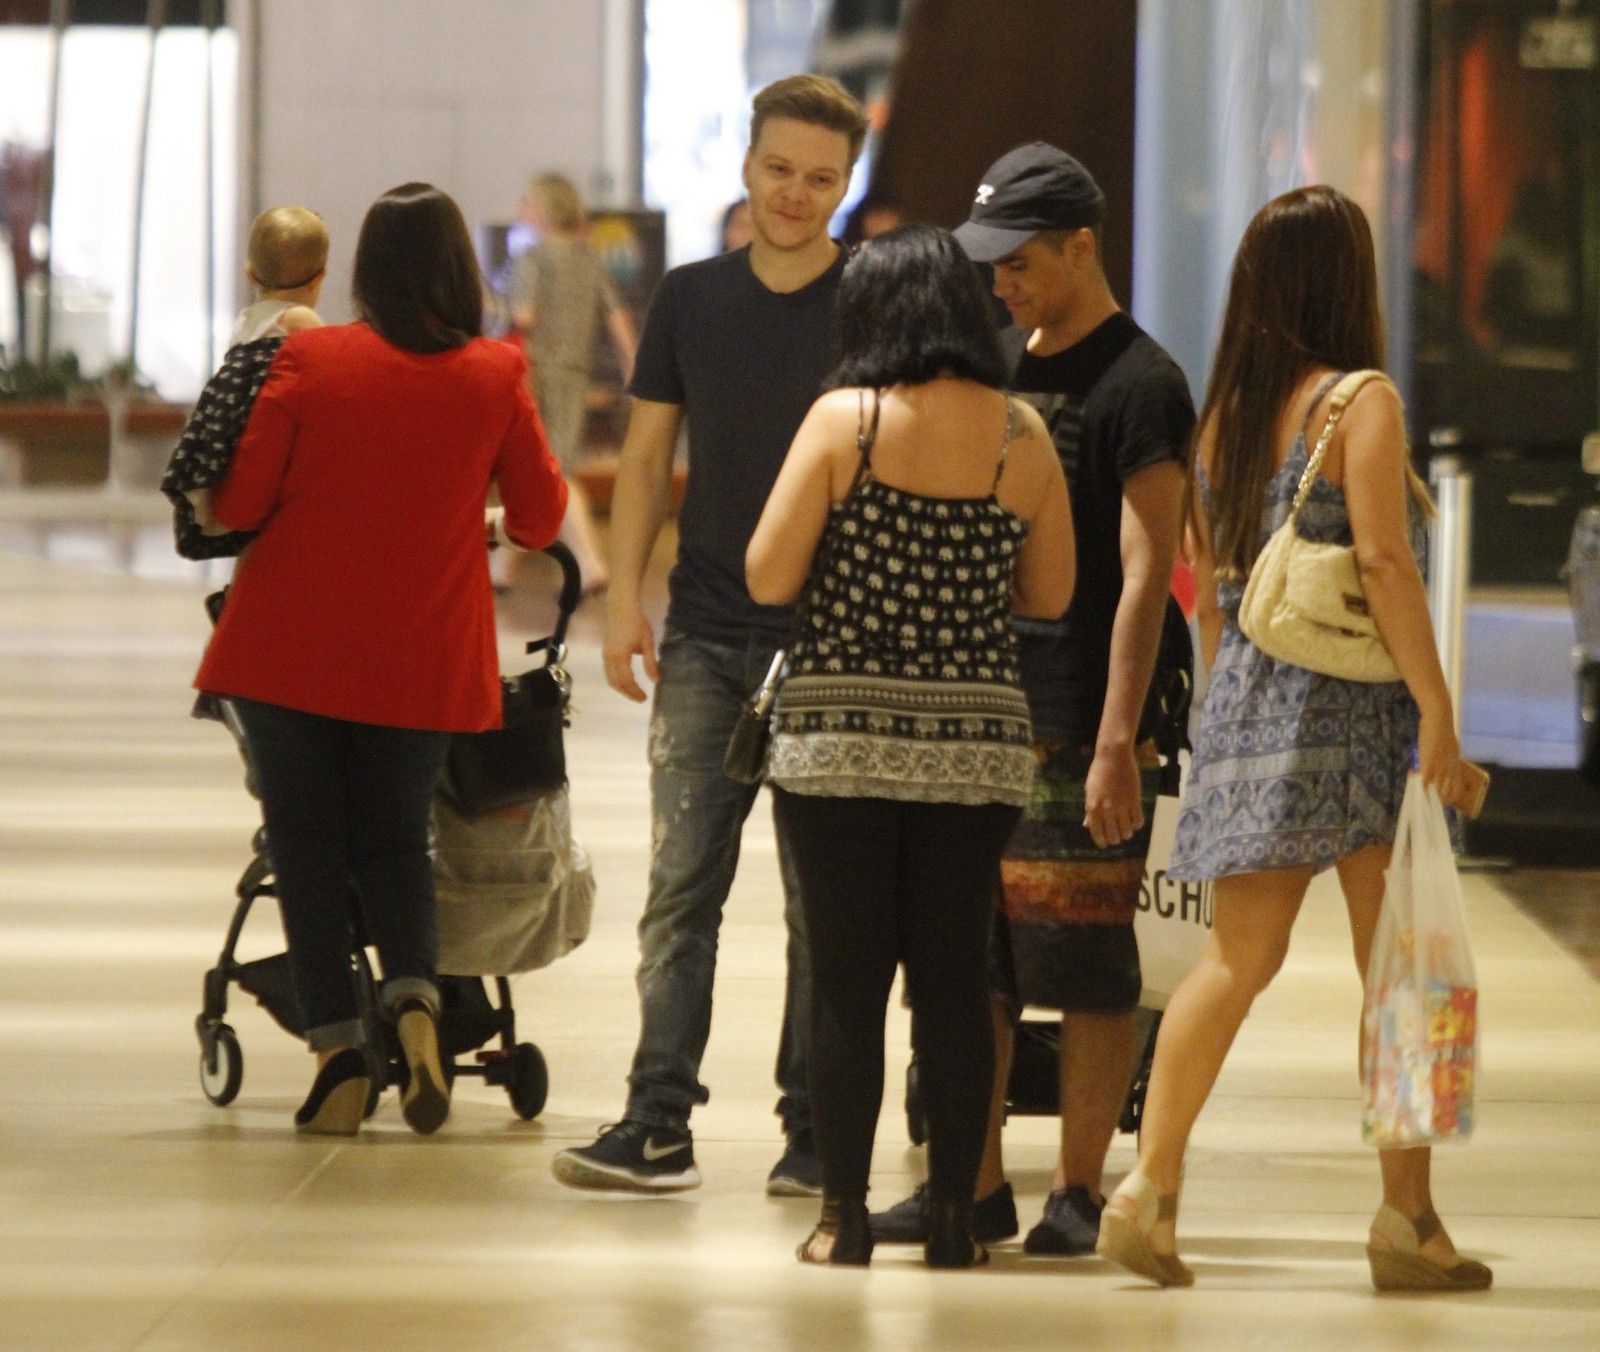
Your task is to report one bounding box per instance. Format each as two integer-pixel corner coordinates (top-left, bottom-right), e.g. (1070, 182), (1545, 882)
(507, 1042), (548, 1120)
(199, 1024), (243, 1106)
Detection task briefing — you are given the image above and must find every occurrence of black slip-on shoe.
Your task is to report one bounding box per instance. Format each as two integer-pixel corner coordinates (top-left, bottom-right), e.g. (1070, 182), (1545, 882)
(870, 1181), (1018, 1244)
(1023, 1186), (1104, 1256)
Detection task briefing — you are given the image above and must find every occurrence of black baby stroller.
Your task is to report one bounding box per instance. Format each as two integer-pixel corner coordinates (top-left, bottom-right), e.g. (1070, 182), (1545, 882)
(194, 544), (594, 1121)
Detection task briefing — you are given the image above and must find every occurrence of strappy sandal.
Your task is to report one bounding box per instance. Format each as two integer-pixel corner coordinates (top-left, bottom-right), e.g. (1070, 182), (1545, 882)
(1097, 1170), (1194, 1287)
(1367, 1204), (1492, 1293)
(923, 1201), (990, 1270)
(796, 1197), (873, 1267)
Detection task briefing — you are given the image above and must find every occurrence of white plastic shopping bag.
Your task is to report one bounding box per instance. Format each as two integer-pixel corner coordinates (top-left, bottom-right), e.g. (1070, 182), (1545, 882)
(1360, 776), (1478, 1147)
(1135, 795), (1213, 1010)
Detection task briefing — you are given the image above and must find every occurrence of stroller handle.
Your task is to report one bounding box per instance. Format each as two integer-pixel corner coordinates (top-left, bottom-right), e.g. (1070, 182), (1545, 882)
(531, 541), (582, 657)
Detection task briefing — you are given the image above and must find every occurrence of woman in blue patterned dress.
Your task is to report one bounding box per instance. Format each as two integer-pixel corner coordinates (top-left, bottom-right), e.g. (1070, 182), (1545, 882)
(1097, 187), (1491, 1292)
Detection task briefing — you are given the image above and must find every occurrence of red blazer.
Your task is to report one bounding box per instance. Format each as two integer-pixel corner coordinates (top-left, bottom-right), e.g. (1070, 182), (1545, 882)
(194, 323), (567, 732)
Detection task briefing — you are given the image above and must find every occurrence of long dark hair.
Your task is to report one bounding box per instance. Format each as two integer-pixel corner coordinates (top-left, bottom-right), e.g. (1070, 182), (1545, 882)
(830, 224), (1006, 390)
(1196, 185), (1427, 579)
(352, 183), (482, 353)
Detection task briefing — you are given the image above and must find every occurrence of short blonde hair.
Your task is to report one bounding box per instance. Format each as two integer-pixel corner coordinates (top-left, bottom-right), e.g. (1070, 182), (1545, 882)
(750, 74), (868, 166)
(247, 206), (329, 290)
(527, 174), (585, 233)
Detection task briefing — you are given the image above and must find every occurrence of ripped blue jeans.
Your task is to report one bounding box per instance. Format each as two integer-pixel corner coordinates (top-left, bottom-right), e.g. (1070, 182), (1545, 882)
(624, 628), (812, 1135)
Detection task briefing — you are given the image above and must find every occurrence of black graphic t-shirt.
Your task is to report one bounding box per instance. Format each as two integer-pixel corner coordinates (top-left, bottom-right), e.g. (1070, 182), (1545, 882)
(1004, 312), (1195, 741)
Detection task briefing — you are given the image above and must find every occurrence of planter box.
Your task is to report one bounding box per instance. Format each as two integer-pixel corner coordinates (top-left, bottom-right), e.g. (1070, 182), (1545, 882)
(0, 401), (188, 487)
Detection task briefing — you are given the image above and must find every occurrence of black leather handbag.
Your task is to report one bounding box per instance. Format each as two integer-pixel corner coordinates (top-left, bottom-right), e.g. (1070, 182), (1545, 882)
(443, 543), (581, 816)
(722, 649), (788, 785)
(721, 390), (881, 785)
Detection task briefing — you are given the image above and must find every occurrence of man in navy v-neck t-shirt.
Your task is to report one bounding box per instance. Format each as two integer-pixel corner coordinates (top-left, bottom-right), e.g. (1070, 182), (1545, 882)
(551, 76), (867, 1198)
(630, 242), (846, 644)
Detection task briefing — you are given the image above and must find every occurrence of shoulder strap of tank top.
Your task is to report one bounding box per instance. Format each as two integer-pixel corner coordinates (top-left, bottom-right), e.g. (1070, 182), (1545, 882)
(849, 387), (881, 494)
(1298, 372), (1347, 440)
(990, 397), (1017, 495)
(792, 390), (877, 642)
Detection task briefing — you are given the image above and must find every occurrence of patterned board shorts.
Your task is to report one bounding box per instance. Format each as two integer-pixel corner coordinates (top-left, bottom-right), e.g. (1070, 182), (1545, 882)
(993, 739), (1162, 1015)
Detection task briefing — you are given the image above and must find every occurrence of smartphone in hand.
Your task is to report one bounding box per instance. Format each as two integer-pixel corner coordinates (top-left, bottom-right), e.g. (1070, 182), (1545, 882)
(1455, 760), (1490, 820)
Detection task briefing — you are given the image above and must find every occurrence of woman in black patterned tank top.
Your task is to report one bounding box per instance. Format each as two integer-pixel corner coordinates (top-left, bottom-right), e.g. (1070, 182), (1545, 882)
(747, 225), (1074, 1269)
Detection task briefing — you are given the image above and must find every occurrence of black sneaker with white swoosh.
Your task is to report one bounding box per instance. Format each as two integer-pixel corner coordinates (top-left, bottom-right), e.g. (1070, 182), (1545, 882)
(551, 1120), (701, 1192)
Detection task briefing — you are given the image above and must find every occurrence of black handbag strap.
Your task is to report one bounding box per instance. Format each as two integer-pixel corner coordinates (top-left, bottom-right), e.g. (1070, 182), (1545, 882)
(525, 541), (582, 666)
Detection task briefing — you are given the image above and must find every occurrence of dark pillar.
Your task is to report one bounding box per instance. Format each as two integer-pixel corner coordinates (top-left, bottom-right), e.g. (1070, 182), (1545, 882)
(867, 0), (1138, 302)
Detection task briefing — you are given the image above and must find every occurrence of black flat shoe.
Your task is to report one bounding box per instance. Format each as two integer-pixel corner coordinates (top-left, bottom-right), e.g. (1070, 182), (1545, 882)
(295, 1047), (370, 1136)
(924, 1201), (990, 1269)
(797, 1197), (873, 1267)
(395, 999), (450, 1135)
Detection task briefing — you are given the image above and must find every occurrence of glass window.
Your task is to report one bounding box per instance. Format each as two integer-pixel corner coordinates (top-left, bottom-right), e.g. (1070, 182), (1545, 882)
(1412, 0), (1598, 447)
(0, 24), (236, 399)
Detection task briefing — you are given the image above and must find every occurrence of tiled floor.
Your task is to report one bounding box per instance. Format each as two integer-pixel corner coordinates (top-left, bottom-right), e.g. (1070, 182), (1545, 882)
(2, 532), (1598, 1351)
(1497, 870), (1600, 982)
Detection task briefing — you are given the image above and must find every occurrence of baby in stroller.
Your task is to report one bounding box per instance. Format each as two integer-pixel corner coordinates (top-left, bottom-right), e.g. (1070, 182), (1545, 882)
(195, 544), (594, 1125)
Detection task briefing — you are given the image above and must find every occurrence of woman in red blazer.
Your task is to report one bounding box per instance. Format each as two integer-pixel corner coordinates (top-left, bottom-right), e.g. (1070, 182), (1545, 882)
(195, 183), (567, 1136)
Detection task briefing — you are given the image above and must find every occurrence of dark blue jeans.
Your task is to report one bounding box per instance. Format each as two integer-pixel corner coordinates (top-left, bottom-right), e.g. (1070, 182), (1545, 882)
(232, 697), (450, 1051)
(625, 629), (812, 1135)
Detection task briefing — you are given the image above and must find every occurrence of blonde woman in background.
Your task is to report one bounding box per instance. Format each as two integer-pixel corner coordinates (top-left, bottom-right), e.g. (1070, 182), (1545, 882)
(511, 173), (639, 592)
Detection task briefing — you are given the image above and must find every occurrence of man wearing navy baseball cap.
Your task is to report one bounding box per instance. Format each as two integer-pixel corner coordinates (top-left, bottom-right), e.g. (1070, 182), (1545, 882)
(875, 143), (1196, 1260)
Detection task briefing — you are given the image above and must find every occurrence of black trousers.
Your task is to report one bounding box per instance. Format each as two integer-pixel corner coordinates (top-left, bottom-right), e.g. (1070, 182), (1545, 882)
(232, 697), (451, 1050)
(772, 789), (1022, 1204)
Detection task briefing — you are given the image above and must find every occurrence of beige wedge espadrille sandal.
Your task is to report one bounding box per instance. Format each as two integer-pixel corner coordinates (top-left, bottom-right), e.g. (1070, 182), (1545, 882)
(1096, 1170), (1194, 1287)
(1367, 1204), (1492, 1293)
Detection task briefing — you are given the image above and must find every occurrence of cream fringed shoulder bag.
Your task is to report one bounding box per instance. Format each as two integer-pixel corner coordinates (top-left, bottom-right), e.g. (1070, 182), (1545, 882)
(1237, 369), (1404, 683)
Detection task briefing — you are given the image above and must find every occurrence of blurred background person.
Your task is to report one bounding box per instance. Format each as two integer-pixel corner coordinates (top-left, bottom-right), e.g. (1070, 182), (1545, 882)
(720, 197), (754, 253)
(511, 173), (639, 593)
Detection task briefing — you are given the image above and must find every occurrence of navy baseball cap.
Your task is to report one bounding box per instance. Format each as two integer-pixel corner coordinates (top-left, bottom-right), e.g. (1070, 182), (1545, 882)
(954, 142), (1105, 262)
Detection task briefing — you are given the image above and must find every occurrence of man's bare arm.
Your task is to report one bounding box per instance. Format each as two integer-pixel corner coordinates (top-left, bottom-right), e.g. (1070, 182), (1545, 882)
(603, 398), (683, 701)
(1084, 458), (1186, 847)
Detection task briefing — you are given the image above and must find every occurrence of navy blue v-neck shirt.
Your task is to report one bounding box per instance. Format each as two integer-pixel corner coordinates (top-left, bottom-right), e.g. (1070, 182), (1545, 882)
(629, 245), (845, 644)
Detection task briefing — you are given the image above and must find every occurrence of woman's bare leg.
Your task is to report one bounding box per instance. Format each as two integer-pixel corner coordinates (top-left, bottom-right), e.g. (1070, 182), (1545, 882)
(974, 997), (1013, 1198)
(1129, 866), (1313, 1251)
(558, 480), (609, 593)
(1335, 844), (1466, 1266)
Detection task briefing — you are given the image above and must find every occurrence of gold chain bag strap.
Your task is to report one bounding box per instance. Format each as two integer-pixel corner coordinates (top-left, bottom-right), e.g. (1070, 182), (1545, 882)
(1237, 369), (1403, 683)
